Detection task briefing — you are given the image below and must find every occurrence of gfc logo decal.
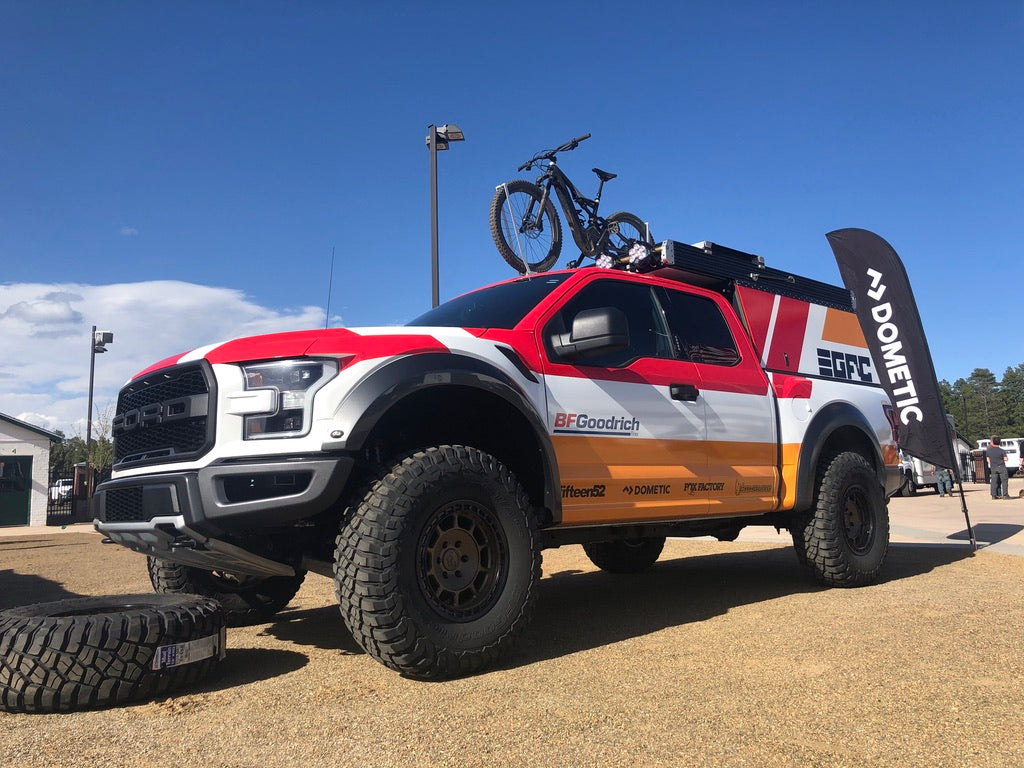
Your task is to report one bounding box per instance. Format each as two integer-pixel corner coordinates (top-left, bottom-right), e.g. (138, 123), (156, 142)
(817, 348), (873, 383)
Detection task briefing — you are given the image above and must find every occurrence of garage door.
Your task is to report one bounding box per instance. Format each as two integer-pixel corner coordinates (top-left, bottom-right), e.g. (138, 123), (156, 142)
(0, 456), (32, 526)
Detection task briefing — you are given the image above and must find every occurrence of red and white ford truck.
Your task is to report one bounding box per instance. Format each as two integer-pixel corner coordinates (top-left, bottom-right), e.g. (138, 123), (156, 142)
(95, 239), (902, 678)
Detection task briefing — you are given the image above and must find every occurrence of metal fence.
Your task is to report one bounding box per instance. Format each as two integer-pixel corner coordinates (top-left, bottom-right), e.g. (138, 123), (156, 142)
(45, 465), (101, 526)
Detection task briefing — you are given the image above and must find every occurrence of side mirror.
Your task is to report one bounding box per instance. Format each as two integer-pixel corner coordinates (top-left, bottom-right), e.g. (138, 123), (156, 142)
(551, 307), (629, 362)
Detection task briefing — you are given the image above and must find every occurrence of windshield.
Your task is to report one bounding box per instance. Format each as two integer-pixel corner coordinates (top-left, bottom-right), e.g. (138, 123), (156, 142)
(407, 273), (570, 329)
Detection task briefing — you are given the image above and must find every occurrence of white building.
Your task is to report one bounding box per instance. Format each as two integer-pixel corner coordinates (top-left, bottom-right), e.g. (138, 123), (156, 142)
(0, 412), (63, 528)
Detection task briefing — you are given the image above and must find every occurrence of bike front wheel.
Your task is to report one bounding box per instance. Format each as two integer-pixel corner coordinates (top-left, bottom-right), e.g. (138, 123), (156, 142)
(603, 211), (654, 262)
(490, 180), (562, 273)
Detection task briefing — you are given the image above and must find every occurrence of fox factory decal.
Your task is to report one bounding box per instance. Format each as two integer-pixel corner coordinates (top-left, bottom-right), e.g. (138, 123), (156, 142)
(683, 481), (726, 495)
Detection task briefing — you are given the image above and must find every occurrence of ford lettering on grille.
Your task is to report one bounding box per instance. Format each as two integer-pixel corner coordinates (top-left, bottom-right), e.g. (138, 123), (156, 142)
(112, 364), (214, 466)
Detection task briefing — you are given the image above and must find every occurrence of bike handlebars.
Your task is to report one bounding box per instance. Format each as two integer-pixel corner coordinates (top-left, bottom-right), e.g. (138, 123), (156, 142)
(517, 133), (592, 171)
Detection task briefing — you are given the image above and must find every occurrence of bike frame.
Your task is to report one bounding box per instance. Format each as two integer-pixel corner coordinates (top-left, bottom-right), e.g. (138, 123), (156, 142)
(531, 160), (607, 256)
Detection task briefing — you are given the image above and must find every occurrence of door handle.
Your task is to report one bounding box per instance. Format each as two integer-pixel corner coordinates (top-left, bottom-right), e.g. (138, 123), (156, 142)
(670, 383), (700, 402)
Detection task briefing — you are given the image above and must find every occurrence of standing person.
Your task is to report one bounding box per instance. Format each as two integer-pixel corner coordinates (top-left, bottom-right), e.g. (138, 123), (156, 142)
(937, 467), (954, 497)
(985, 436), (1010, 499)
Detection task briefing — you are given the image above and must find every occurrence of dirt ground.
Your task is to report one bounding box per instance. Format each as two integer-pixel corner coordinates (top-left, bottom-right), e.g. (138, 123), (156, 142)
(2, 529), (1023, 768)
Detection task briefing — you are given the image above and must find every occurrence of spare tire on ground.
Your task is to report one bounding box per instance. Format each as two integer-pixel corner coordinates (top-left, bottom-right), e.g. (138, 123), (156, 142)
(0, 594), (226, 714)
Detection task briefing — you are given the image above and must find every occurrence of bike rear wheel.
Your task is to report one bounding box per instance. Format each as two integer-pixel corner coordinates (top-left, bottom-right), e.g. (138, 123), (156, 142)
(603, 211), (653, 262)
(490, 180), (562, 273)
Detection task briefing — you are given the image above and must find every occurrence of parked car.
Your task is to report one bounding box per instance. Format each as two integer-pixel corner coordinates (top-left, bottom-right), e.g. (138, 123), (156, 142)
(49, 478), (73, 502)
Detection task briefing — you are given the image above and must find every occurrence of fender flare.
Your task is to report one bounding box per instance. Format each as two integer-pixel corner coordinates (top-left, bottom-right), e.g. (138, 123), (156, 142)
(333, 352), (563, 521)
(793, 401), (886, 513)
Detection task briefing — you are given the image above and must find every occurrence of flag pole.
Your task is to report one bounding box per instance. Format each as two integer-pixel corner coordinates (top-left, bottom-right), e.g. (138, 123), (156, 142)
(953, 477), (977, 551)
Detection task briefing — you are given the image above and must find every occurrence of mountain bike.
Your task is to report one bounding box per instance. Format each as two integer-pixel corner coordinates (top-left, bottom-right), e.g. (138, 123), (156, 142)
(489, 133), (654, 274)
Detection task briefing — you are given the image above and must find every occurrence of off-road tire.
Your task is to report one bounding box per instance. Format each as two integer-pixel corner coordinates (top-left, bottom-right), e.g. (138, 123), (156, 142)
(490, 179), (562, 273)
(334, 445), (542, 679)
(582, 537), (665, 573)
(899, 473), (916, 496)
(792, 451), (888, 587)
(148, 558), (305, 627)
(0, 594), (224, 713)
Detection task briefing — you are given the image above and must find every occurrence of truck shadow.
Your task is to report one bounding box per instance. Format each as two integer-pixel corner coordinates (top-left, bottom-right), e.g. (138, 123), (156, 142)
(507, 542), (974, 670)
(257, 541), (975, 675)
(0, 570), (84, 609)
(264, 605), (364, 654)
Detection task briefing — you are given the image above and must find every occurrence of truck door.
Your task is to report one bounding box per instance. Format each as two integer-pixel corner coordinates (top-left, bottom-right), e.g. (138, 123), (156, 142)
(657, 284), (778, 515)
(538, 276), (710, 525)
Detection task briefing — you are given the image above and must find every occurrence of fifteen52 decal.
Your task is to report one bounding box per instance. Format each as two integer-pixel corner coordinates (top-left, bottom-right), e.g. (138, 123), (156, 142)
(553, 412), (640, 436)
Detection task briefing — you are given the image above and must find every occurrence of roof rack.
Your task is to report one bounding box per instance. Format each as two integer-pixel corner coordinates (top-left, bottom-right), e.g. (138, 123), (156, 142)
(614, 240), (854, 312)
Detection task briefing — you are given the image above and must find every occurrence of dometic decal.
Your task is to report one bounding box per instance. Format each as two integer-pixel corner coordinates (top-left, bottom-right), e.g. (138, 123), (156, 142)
(817, 348), (874, 383)
(561, 484), (607, 499)
(735, 480), (773, 495)
(623, 484), (672, 496)
(553, 412), (640, 436)
(682, 481), (726, 495)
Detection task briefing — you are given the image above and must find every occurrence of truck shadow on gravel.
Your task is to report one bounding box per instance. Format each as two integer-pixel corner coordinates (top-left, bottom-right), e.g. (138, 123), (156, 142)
(249, 542), (976, 677)
(506, 543), (974, 670)
(263, 605), (365, 654)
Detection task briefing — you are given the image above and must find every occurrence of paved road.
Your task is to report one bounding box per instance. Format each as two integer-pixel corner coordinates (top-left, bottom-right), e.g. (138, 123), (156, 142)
(733, 481), (1024, 557)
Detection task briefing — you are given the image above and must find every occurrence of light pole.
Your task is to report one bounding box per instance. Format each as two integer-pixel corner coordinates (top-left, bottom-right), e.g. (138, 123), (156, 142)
(86, 326), (113, 497)
(426, 123), (465, 307)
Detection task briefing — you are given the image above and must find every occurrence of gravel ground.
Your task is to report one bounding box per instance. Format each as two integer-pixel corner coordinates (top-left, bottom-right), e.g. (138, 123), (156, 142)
(1, 531), (1023, 768)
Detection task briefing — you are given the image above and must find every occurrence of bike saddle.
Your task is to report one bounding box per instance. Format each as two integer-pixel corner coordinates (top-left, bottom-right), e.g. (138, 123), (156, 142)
(592, 168), (617, 182)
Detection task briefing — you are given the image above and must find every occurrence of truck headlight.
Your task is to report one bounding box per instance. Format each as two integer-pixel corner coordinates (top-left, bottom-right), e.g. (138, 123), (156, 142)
(241, 359), (338, 439)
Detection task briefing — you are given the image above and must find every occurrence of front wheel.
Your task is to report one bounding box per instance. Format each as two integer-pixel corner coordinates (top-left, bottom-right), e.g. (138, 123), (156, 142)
(147, 558), (306, 627)
(791, 451), (888, 587)
(335, 446), (542, 679)
(490, 180), (562, 273)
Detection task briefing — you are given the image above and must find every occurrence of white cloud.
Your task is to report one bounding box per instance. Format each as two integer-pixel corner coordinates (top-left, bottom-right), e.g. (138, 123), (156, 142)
(120, 226), (139, 237)
(0, 281), (328, 435)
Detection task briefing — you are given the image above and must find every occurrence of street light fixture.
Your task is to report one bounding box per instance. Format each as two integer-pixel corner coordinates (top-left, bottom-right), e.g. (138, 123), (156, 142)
(426, 123), (465, 307)
(86, 326), (113, 497)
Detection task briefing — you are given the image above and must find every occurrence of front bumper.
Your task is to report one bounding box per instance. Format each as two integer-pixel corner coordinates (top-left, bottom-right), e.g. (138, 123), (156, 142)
(93, 455), (353, 576)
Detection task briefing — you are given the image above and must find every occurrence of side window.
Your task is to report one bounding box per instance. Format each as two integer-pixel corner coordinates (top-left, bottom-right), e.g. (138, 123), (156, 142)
(658, 287), (740, 366)
(544, 280), (671, 368)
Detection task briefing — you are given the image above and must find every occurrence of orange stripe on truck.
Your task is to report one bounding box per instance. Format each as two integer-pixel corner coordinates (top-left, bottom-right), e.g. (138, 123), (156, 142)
(821, 307), (868, 348)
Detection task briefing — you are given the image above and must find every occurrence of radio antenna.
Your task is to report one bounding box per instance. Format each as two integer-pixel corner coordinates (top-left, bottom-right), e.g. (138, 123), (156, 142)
(325, 246), (336, 328)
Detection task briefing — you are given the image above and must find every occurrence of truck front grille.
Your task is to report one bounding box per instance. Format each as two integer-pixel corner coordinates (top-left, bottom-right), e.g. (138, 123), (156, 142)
(112, 363), (215, 467)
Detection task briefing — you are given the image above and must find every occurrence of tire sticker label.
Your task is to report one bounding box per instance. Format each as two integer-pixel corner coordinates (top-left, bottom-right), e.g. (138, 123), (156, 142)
(153, 627), (227, 670)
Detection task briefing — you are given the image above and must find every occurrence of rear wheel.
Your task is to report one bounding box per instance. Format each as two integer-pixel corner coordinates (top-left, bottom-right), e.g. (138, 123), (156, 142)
(791, 451), (888, 587)
(583, 537), (665, 573)
(148, 558), (305, 627)
(490, 180), (562, 273)
(335, 445), (541, 679)
(603, 211), (654, 265)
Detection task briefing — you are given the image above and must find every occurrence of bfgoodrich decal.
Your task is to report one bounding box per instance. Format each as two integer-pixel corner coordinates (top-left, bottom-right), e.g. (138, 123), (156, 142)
(553, 412), (640, 436)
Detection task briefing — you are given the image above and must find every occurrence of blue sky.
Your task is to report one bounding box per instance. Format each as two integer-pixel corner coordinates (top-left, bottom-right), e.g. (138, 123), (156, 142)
(2, 2), (1022, 434)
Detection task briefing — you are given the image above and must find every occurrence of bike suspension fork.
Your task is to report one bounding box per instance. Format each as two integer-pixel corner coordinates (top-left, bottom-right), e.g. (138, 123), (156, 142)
(502, 182), (532, 275)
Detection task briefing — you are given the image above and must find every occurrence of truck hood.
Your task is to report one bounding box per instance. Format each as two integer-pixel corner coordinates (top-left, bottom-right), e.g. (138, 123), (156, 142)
(130, 326), (484, 381)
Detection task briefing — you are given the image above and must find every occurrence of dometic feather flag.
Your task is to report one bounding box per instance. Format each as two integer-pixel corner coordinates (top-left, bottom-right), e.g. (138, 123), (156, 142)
(826, 229), (956, 471)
